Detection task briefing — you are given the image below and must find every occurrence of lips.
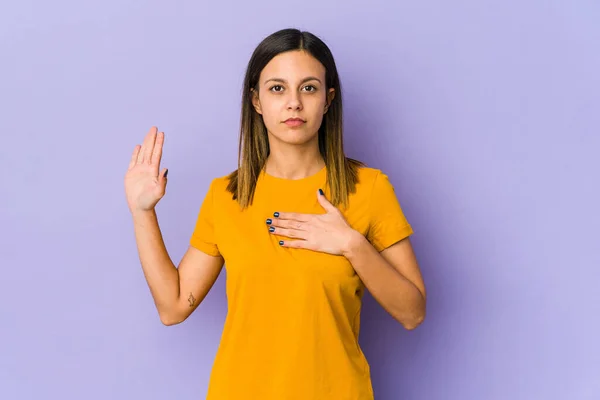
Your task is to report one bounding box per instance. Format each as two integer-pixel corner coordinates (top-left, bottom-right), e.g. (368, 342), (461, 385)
(283, 117), (306, 127)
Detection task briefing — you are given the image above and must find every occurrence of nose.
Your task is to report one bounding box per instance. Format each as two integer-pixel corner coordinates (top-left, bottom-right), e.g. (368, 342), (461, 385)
(286, 91), (303, 110)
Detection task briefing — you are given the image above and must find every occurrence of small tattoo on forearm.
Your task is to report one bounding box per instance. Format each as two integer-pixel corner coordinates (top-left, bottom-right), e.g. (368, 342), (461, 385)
(188, 292), (196, 307)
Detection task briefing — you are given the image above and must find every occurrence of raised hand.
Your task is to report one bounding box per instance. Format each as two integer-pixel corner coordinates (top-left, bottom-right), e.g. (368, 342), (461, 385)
(124, 126), (168, 214)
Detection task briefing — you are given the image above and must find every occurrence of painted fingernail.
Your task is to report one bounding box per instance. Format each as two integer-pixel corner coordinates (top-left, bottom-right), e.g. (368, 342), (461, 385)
(273, 212), (279, 217)
(266, 219), (272, 225)
(164, 169), (169, 178)
(269, 227), (275, 232)
(279, 240), (284, 245)
(319, 188), (324, 195)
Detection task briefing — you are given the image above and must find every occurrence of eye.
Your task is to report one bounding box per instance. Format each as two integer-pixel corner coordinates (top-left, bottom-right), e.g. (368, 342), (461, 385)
(269, 84), (317, 93)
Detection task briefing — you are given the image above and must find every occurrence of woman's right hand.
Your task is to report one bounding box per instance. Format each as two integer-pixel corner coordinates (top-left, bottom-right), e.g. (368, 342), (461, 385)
(125, 126), (168, 214)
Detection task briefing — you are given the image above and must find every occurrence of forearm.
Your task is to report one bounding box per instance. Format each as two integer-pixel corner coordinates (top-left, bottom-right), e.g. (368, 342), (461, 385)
(132, 209), (181, 322)
(343, 233), (426, 329)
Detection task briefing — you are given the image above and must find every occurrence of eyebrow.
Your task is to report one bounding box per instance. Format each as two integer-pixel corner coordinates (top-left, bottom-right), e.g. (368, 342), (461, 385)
(263, 76), (322, 86)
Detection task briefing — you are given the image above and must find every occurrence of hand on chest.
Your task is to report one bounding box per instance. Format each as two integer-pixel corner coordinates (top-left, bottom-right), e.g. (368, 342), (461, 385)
(215, 194), (368, 288)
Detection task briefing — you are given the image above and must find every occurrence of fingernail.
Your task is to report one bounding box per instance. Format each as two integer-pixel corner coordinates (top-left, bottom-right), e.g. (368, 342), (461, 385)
(266, 218), (272, 225)
(279, 240), (284, 245)
(164, 169), (169, 178)
(273, 212), (279, 218)
(319, 188), (324, 195)
(269, 227), (275, 232)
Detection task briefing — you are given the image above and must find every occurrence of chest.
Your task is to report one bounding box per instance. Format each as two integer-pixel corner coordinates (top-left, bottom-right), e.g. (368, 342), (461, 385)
(213, 190), (370, 290)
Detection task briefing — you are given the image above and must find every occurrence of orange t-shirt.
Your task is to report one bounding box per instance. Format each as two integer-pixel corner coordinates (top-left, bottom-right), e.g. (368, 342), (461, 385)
(190, 165), (413, 399)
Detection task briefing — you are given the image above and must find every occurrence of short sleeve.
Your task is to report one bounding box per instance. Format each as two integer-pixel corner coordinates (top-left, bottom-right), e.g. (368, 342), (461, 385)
(189, 179), (221, 257)
(366, 171), (414, 252)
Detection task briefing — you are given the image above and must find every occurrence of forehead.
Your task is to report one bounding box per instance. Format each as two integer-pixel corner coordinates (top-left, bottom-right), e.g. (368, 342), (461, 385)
(259, 50), (325, 81)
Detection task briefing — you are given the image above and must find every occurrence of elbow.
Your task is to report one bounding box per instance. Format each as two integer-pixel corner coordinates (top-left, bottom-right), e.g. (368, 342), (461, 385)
(159, 310), (184, 326)
(400, 302), (426, 331)
(402, 313), (425, 330)
(160, 317), (181, 326)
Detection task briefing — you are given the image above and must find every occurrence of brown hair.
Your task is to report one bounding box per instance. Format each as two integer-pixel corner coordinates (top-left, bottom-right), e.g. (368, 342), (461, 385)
(226, 28), (365, 209)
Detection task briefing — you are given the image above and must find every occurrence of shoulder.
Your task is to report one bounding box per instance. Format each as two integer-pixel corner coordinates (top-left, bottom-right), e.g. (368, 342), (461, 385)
(351, 166), (403, 208)
(355, 166), (388, 191)
(205, 173), (233, 197)
(356, 165), (381, 182)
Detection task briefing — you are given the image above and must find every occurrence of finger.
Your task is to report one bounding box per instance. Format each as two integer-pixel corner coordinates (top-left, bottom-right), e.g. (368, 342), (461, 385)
(141, 126), (158, 164)
(279, 239), (309, 249)
(151, 131), (164, 168)
(269, 219), (306, 230)
(316, 188), (337, 212)
(273, 211), (311, 222)
(129, 145), (141, 170)
(269, 226), (306, 239)
(158, 167), (168, 187)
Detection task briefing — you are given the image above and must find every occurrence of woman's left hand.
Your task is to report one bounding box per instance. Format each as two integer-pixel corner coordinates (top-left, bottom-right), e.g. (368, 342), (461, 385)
(266, 189), (363, 256)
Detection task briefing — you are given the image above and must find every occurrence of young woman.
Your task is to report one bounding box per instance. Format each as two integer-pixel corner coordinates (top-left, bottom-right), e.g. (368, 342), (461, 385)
(125, 28), (426, 400)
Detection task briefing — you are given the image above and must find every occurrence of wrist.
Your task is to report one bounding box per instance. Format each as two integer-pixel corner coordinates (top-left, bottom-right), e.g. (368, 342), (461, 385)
(131, 208), (156, 221)
(342, 229), (368, 259)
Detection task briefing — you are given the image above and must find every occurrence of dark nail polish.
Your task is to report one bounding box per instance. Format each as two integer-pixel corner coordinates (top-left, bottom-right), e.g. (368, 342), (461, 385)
(273, 212), (279, 218)
(164, 169), (169, 178)
(269, 227), (275, 232)
(266, 219), (272, 225)
(279, 240), (284, 245)
(319, 188), (323, 195)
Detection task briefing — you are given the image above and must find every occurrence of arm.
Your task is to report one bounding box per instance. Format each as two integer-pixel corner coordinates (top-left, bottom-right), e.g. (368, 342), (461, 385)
(132, 209), (224, 326)
(343, 233), (426, 330)
(271, 185), (426, 330)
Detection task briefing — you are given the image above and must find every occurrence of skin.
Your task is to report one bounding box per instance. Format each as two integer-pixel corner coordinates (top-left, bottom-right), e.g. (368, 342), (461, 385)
(125, 50), (426, 329)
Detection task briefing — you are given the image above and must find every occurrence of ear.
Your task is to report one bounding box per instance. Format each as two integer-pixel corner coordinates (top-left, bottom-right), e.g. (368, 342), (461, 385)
(324, 88), (335, 114)
(251, 88), (262, 115)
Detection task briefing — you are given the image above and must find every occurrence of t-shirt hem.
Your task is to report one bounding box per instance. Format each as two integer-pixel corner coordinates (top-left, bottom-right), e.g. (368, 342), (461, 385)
(190, 239), (221, 257)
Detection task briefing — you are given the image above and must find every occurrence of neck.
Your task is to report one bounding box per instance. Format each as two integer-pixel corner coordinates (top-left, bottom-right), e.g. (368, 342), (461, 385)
(264, 140), (325, 180)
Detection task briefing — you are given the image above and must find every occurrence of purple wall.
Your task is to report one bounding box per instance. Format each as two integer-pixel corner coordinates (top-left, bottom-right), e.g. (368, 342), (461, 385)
(1, 1), (599, 399)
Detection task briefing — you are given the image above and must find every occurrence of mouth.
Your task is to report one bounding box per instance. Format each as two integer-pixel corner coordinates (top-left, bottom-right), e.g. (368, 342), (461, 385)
(284, 118), (306, 127)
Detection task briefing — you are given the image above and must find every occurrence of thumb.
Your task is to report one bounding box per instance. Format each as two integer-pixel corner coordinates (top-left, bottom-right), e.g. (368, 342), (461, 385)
(159, 168), (168, 187)
(316, 188), (336, 212)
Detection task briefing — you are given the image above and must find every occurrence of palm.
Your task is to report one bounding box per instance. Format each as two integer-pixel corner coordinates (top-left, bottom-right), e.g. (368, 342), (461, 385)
(124, 127), (168, 213)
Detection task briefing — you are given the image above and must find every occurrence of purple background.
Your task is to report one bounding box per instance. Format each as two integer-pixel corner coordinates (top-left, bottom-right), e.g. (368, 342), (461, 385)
(1, 1), (599, 399)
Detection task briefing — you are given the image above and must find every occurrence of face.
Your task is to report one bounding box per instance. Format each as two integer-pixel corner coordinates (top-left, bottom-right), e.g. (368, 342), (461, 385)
(251, 50), (335, 147)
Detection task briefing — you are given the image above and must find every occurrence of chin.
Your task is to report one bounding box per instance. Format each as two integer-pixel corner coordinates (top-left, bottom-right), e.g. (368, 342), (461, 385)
(268, 126), (318, 146)
(276, 131), (317, 146)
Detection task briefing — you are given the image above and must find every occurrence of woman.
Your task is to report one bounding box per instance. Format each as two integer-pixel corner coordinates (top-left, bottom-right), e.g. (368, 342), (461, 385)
(125, 28), (426, 400)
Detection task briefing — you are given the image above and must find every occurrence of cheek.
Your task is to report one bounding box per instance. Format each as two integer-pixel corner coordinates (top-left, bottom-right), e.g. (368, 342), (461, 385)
(307, 104), (325, 127)
(261, 106), (280, 130)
